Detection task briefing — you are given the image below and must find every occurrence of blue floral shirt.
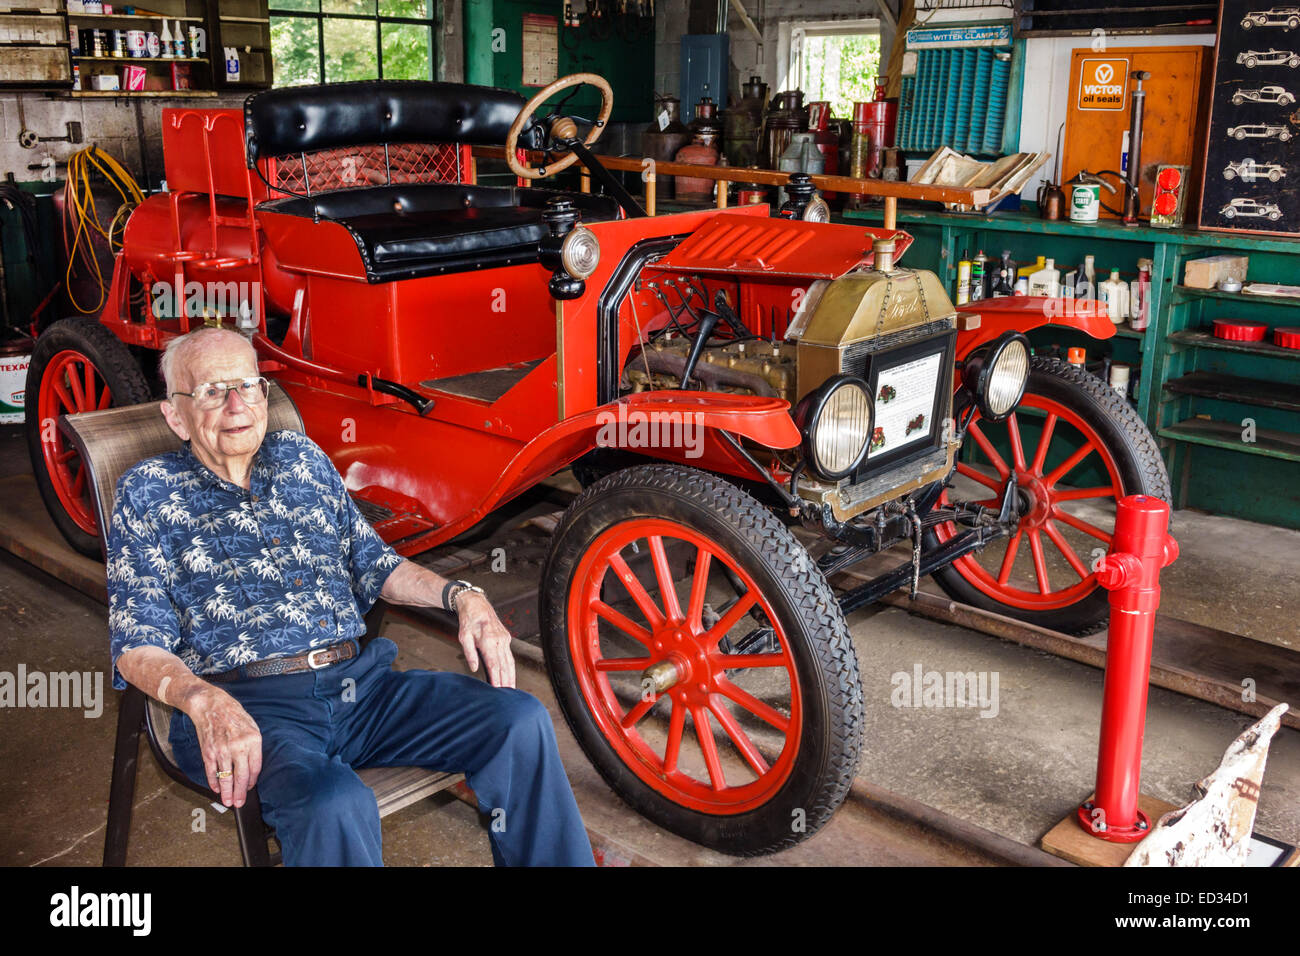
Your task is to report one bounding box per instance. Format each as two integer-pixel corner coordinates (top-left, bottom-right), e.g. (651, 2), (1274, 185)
(106, 429), (403, 690)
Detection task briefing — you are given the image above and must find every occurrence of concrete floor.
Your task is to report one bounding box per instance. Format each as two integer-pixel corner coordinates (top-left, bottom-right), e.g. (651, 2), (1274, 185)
(1, 419), (1297, 865)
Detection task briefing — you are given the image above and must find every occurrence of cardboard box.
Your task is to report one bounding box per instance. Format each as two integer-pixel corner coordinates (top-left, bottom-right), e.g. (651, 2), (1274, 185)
(1184, 254), (1249, 289)
(122, 64), (146, 90)
(89, 73), (120, 91)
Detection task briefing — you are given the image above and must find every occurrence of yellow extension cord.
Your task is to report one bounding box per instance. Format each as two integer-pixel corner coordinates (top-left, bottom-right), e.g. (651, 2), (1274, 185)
(63, 145), (145, 314)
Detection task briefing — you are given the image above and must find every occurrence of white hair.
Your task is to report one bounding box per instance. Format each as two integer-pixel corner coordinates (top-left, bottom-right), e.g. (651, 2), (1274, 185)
(159, 327), (256, 395)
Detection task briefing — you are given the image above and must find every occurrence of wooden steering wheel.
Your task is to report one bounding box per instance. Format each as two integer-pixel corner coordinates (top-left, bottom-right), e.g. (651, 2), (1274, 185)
(505, 72), (614, 180)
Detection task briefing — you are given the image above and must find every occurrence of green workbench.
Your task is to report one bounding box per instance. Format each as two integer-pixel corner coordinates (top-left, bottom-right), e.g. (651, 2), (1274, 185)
(842, 205), (1300, 530)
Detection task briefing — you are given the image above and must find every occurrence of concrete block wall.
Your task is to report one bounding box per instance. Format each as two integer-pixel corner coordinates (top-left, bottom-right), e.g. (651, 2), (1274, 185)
(0, 93), (247, 189)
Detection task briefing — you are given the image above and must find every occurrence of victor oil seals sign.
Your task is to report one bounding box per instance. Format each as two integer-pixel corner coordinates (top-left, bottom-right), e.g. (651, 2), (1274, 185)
(1078, 58), (1129, 110)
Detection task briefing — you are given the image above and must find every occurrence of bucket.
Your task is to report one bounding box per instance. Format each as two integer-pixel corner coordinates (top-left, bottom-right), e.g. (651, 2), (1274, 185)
(0, 336), (33, 425)
(1070, 183), (1100, 223)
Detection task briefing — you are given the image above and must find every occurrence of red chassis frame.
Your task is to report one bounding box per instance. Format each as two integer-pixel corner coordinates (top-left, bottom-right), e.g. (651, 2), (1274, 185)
(92, 106), (1111, 558)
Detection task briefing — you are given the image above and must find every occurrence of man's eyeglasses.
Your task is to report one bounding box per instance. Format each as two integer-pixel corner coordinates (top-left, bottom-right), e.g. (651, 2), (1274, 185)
(170, 376), (270, 411)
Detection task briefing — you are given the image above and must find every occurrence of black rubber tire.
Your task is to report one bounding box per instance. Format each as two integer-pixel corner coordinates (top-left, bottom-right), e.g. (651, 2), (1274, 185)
(25, 317), (151, 558)
(924, 356), (1171, 636)
(540, 464), (863, 856)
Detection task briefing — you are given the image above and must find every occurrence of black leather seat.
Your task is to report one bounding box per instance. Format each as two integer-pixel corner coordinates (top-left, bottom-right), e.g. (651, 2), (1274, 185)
(261, 183), (620, 281)
(245, 80), (620, 282)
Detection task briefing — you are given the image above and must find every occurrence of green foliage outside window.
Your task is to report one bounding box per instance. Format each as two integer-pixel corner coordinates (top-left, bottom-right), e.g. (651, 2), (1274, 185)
(801, 33), (882, 121)
(271, 0), (432, 87)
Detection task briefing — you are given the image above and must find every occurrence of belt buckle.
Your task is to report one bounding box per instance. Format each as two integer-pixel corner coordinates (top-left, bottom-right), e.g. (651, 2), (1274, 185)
(306, 647), (332, 670)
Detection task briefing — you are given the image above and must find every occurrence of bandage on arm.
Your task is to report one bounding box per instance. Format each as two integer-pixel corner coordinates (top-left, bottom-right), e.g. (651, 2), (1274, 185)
(116, 645), (220, 716)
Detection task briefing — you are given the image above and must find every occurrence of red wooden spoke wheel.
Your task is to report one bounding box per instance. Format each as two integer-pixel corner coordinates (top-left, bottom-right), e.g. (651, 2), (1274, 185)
(570, 517), (802, 814)
(925, 356), (1170, 635)
(25, 318), (151, 557)
(541, 464), (862, 855)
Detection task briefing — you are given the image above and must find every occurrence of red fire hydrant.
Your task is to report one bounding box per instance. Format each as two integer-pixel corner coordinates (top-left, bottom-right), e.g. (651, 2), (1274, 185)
(1077, 494), (1179, 842)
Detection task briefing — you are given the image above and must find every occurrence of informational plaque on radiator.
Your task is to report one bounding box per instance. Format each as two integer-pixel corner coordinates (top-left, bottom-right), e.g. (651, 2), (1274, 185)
(868, 351), (942, 459)
(522, 13), (558, 88)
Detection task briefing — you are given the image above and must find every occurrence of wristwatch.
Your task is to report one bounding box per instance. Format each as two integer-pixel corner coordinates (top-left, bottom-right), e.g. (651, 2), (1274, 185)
(442, 579), (486, 614)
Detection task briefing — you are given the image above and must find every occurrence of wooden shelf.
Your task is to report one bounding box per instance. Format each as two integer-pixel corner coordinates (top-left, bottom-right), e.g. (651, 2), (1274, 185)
(67, 12), (205, 21)
(1158, 417), (1300, 463)
(219, 15), (269, 22)
(1164, 370), (1300, 413)
(70, 88), (217, 96)
(74, 55), (207, 62)
(1173, 285), (1300, 310)
(1168, 329), (1300, 362)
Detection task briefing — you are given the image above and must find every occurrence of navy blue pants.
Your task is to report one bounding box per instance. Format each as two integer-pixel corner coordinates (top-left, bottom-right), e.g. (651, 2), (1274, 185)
(169, 638), (594, 867)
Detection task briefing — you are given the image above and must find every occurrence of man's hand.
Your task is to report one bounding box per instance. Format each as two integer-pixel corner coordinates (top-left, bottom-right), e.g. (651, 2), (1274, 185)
(456, 592), (517, 689)
(184, 685), (263, 809)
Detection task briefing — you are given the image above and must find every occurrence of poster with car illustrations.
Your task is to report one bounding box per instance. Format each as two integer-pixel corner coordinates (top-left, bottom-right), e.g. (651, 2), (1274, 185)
(1200, 0), (1300, 235)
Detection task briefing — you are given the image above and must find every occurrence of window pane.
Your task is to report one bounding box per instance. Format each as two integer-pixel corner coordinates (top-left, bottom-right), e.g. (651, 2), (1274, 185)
(381, 22), (430, 79)
(271, 16), (321, 86)
(323, 0), (376, 13)
(380, 0), (428, 17)
(802, 33), (881, 120)
(269, 0), (319, 11)
(324, 17), (378, 82)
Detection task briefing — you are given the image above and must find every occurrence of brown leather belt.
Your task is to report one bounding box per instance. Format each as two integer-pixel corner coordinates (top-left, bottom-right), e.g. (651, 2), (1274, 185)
(206, 640), (359, 683)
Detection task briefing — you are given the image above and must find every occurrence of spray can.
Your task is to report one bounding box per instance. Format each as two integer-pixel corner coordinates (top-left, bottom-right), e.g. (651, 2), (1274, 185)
(970, 251), (987, 302)
(956, 250), (972, 305)
(1067, 347), (1087, 369)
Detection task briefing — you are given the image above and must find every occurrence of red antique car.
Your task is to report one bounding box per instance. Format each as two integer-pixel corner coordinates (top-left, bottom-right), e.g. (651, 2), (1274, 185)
(25, 74), (1168, 854)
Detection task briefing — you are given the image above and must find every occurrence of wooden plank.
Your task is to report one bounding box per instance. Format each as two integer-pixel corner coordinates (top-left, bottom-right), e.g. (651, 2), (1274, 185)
(470, 145), (993, 206)
(855, 587), (1300, 731)
(0, 475), (107, 604)
(1168, 328), (1300, 362)
(1163, 370), (1300, 412)
(1040, 793), (1179, 867)
(1173, 284), (1300, 311)
(1158, 417), (1300, 462)
(356, 766), (464, 817)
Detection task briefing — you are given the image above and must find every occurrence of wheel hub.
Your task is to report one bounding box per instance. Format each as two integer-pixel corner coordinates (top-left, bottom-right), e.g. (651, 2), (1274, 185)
(647, 625), (707, 698)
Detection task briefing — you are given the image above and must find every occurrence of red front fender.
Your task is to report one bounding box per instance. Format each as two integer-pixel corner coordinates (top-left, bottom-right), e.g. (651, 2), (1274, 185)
(955, 297), (1115, 360)
(430, 391), (799, 546)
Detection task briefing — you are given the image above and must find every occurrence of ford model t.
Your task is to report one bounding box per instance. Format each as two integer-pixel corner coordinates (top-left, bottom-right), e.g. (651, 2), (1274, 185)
(25, 75), (1169, 854)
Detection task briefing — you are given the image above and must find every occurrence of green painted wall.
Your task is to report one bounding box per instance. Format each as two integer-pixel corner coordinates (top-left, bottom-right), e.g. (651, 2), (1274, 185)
(463, 0), (654, 124)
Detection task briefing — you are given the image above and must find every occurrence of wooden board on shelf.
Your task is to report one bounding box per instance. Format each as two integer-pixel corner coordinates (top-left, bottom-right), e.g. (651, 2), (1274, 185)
(1159, 416), (1300, 461)
(1164, 369), (1300, 411)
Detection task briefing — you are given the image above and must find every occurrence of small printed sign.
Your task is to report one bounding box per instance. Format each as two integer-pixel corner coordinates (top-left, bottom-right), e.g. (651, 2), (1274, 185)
(905, 24), (1012, 49)
(1078, 58), (1129, 111)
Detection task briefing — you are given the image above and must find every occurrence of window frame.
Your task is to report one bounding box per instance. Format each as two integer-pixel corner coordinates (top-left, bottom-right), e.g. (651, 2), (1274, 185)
(269, 1), (440, 87)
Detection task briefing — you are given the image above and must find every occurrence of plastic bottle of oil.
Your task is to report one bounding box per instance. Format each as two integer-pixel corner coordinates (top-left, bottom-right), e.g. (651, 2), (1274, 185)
(1099, 268), (1129, 323)
(1018, 255), (1046, 280)
(1028, 258), (1061, 297)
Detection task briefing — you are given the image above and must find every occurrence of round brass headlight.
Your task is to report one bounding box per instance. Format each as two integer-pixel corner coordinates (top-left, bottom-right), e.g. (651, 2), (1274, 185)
(560, 225), (601, 279)
(963, 332), (1030, 421)
(799, 375), (874, 480)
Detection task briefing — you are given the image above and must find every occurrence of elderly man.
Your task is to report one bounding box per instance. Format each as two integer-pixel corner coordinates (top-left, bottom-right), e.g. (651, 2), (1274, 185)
(106, 326), (594, 866)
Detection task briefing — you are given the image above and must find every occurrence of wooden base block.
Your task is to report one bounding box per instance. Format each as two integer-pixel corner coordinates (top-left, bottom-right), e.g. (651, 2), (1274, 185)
(1041, 793), (1179, 867)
